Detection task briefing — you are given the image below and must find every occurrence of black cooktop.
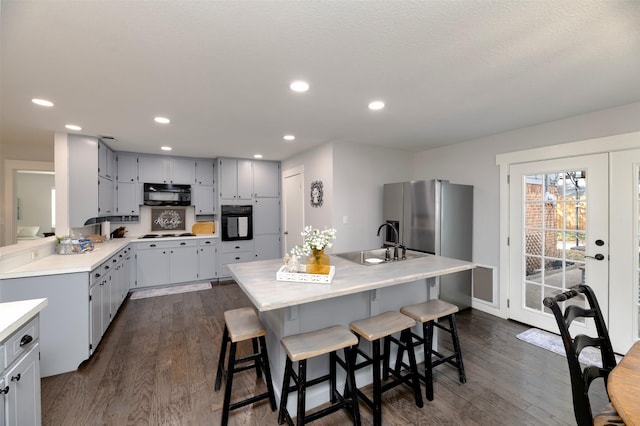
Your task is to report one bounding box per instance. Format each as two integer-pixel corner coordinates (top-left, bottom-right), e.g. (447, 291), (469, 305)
(139, 233), (196, 239)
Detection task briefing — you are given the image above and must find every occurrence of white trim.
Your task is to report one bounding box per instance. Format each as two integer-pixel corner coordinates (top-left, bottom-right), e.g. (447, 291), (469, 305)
(497, 131), (640, 320)
(3, 160), (54, 246)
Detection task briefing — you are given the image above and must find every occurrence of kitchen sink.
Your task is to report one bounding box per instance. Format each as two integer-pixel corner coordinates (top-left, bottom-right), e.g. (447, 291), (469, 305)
(335, 248), (430, 266)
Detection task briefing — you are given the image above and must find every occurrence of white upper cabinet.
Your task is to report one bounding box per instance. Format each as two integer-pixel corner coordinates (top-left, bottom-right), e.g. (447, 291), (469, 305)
(68, 135), (99, 226)
(195, 159), (215, 185)
(98, 176), (114, 216)
(138, 156), (196, 184)
(116, 154), (138, 182)
(253, 161), (280, 197)
(254, 198), (280, 235)
(219, 158), (253, 201)
(116, 182), (139, 215)
(98, 141), (115, 180)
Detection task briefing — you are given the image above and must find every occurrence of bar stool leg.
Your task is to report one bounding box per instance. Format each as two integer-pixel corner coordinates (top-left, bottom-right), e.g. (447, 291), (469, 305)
(296, 360), (307, 426)
(330, 351), (338, 404)
(344, 347), (361, 425)
(424, 322), (434, 401)
(259, 336), (277, 410)
(214, 326), (230, 391)
(449, 315), (467, 383)
(402, 329), (424, 408)
(252, 338), (263, 379)
(278, 358), (293, 425)
(372, 339), (382, 426)
(382, 336), (392, 380)
(221, 342), (237, 426)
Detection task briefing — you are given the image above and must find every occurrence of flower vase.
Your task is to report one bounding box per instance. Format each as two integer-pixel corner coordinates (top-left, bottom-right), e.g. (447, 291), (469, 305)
(306, 248), (330, 275)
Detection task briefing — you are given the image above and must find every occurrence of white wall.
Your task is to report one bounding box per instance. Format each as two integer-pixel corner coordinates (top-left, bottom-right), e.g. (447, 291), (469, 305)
(412, 101), (640, 314)
(332, 142), (412, 252)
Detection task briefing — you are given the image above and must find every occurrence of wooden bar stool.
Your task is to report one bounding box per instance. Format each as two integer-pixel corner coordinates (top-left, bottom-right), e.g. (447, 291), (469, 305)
(400, 299), (466, 401)
(278, 325), (360, 426)
(349, 311), (423, 426)
(214, 307), (277, 426)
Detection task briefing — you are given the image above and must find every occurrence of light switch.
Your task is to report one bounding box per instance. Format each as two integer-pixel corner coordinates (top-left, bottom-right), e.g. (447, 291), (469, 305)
(343, 215), (348, 224)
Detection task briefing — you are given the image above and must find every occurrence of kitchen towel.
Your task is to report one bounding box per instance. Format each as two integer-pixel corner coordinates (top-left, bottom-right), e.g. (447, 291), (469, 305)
(238, 217), (248, 238)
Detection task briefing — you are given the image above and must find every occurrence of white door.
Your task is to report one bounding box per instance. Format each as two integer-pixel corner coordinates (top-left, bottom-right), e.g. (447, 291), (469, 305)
(509, 154), (609, 336)
(609, 149), (640, 353)
(283, 170), (304, 253)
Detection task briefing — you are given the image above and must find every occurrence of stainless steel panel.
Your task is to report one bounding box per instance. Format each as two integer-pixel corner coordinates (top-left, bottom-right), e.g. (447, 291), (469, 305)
(382, 183), (404, 245)
(404, 180), (437, 253)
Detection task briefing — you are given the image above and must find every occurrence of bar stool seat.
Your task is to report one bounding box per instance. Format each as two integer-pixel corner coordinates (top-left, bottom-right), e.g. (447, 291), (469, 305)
(215, 307), (277, 426)
(349, 311), (423, 426)
(278, 325), (360, 426)
(400, 299), (466, 401)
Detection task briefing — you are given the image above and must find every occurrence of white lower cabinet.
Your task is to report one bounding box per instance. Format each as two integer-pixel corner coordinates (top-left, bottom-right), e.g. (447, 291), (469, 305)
(135, 239), (207, 288)
(219, 240), (254, 279)
(198, 239), (218, 280)
(1, 317), (41, 426)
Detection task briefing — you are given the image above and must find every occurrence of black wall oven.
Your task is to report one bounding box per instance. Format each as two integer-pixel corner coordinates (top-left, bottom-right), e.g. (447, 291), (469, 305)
(221, 205), (253, 241)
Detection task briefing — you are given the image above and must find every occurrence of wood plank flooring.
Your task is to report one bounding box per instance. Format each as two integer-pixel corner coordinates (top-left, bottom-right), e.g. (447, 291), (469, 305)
(41, 281), (608, 425)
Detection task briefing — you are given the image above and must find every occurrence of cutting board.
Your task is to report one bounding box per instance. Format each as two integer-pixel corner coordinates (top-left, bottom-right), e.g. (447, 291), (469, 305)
(192, 221), (215, 235)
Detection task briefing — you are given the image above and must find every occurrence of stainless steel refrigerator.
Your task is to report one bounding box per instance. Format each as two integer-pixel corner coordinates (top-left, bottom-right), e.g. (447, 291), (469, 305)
(382, 180), (473, 309)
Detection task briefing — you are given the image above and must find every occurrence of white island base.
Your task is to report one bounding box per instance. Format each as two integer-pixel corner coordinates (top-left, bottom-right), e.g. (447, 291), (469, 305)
(228, 254), (475, 413)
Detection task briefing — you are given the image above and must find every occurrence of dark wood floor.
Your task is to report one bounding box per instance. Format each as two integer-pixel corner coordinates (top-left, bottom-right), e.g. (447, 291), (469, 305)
(41, 281), (608, 425)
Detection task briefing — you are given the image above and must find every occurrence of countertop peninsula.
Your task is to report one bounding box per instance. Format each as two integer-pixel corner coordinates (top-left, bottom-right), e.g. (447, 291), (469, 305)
(228, 253), (475, 312)
(0, 298), (48, 342)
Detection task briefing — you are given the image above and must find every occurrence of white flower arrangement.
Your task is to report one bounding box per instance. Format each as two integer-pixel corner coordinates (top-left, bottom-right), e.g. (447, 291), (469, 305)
(290, 226), (337, 257)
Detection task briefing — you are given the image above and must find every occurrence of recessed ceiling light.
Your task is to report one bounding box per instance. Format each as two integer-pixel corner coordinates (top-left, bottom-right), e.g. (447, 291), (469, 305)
(283, 135), (295, 141)
(290, 80), (309, 93)
(32, 98), (54, 107)
(154, 116), (170, 124)
(254, 154), (263, 159)
(161, 146), (172, 151)
(368, 100), (385, 111)
(65, 124), (82, 131)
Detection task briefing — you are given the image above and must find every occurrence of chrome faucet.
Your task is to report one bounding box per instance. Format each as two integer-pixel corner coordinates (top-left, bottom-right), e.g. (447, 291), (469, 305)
(377, 223), (400, 261)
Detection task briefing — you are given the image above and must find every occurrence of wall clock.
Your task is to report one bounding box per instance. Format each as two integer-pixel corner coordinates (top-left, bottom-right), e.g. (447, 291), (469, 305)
(310, 180), (324, 208)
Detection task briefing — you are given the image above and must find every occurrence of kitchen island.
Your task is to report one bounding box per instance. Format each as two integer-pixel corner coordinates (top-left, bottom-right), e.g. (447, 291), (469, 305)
(227, 253), (475, 411)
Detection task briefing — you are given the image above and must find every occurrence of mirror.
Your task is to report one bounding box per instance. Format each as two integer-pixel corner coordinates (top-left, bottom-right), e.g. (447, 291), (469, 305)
(2, 160), (55, 247)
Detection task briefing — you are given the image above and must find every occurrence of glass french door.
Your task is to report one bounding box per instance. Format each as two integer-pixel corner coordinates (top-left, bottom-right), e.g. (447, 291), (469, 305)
(609, 150), (640, 353)
(509, 154), (609, 336)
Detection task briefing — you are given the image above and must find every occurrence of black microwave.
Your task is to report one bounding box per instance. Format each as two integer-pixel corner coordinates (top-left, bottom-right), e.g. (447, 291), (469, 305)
(143, 183), (191, 206)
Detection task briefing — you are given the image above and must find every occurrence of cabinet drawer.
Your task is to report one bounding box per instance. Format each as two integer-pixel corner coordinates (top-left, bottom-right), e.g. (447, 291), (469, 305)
(221, 240), (254, 253)
(198, 238), (217, 247)
(136, 239), (198, 250)
(220, 252), (254, 265)
(3, 317), (39, 368)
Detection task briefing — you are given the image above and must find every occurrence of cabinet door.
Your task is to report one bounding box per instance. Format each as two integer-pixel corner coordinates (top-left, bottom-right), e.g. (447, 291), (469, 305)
(170, 246), (199, 283)
(253, 161), (280, 197)
(193, 186), (215, 215)
(116, 182), (140, 215)
(195, 159), (215, 185)
(219, 159), (238, 200)
(237, 160), (253, 200)
(254, 198), (280, 235)
(219, 251), (254, 278)
(254, 234), (281, 261)
(98, 141), (114, 179)
(171, 158), (196, 184)
(0, 377), (5, 425)
(136, 247), (170, 287)
(4, 345), (41, 426)
(117, 154), (138, 182)
(198, 244), (217, 280)
(138, 156), (171, 183)
(98, 176), (114, 216)
(69, 135), (98, 227)
(89, 283), (103, 353)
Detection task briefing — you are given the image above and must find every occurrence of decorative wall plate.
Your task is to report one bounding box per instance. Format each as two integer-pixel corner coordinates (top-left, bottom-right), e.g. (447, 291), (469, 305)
(310, 180), (324, 207)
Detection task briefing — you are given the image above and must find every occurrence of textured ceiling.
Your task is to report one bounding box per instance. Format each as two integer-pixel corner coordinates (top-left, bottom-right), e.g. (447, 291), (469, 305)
(2, 1), (640, 160)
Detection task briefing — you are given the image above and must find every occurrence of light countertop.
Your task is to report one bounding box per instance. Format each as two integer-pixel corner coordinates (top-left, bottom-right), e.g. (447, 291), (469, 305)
(0, 298), (48, 342)
(228, 254), (475, 312)
(0, 234), (217, 280)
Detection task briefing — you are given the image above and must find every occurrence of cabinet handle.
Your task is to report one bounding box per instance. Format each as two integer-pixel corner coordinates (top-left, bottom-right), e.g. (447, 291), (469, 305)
(105, 265), (110, 270)
(150, 244), (156, 248)
(11, 374), (21, 382)
(113, 259), (117, 263)
(19, 334), (33, 347)
(95, 273), (101, 278)
(0, 386), (8, 395)
(235, 246), (240, 249)
(180, 242), (186, 246)
(205, 241), (211, 244)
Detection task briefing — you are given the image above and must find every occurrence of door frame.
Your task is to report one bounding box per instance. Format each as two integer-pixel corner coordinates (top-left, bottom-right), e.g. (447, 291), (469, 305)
(282, 165), (305, 255)
(496, 131), (640, 320)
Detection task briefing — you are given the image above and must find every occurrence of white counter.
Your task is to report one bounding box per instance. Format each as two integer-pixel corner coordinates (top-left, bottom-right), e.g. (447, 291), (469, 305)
(0, 298), (48, 342)
(228, 254), (475, 311)
(0, 234), (218, 279)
